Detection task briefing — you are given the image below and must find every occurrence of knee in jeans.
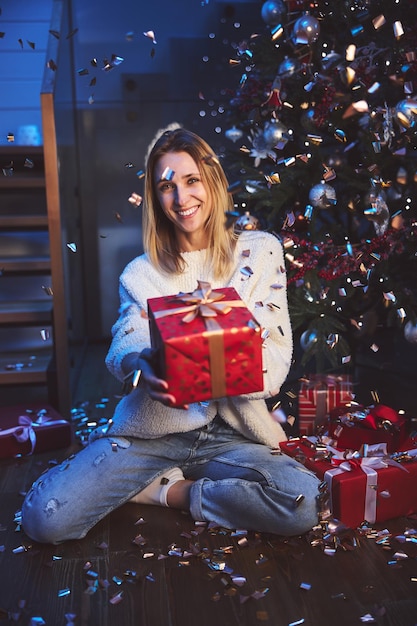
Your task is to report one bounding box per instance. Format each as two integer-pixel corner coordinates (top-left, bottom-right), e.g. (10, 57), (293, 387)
(22, 488), (71, 544)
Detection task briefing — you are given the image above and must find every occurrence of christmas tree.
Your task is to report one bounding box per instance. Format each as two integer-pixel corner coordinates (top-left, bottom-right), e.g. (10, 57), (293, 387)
(220, 0), (417, 383)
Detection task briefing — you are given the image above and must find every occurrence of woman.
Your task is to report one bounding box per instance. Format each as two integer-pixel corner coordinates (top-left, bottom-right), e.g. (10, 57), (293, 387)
(22, 128), (320, 544)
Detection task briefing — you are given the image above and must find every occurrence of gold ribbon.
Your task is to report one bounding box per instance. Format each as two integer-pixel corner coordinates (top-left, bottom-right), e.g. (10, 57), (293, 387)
(152, 281), (247, 399)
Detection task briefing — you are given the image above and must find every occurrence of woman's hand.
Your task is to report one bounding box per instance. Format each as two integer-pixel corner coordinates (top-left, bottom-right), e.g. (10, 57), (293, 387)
(130, 348), (189, 409)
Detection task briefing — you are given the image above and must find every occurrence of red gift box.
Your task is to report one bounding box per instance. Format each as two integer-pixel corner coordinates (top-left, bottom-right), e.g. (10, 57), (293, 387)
(280, 437), (417, 528)
(326, 403), (409, 453)
(0, 404), (73, 458)
(148, 281), (264, 406)
(298, 374), (354, 436)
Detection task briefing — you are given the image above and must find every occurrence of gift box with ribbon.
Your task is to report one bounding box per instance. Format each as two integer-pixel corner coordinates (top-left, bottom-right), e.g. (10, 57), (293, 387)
(298, 374), (354, 436)
(326, 402), (409, 453)
(148, 281), (264, 406)
(280, 436), (417, 528)
(0, 404), (73, 458)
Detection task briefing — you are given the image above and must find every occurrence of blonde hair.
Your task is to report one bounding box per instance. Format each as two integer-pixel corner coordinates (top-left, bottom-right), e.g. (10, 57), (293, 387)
(142, 128), (237, 280)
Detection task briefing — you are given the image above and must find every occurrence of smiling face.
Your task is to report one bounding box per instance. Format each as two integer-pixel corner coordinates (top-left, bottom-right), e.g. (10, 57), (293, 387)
(154, 151), (211, 251)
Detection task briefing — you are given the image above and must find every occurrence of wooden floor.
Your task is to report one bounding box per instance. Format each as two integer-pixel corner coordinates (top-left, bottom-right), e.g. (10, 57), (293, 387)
(1, 344), (417, 626)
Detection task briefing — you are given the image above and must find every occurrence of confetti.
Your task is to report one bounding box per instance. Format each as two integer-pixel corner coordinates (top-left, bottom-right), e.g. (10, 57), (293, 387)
(240, 266), (253, 278)
(102, 55), (124, 71)
(160, 166), (174, 181)
(66, 28), (79, 39)
(143, 30), (157, 44)
(393, 21), (404, 38)
(109, 592), (123, 605)
(58, 588), (71, 597)
(201, 154), (219, 166)
(128, 192), (142, 207)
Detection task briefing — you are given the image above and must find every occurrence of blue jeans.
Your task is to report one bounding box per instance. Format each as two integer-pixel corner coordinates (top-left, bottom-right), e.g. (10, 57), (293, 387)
(22, 416), (320, 544)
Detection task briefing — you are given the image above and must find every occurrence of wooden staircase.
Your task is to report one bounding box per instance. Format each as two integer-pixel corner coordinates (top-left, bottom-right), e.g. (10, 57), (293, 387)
(0, 145), (61, 406)
(0, 0), (86, 417)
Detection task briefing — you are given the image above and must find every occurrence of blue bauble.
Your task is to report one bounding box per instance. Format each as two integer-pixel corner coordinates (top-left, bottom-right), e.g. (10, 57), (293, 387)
(300, 329), (318, 351)
(261, 0), (286, 26)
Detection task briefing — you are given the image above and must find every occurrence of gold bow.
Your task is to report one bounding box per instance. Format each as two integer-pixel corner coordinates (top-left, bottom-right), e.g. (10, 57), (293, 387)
(153, 280), (243, 324)
(176, 280), (233, 322)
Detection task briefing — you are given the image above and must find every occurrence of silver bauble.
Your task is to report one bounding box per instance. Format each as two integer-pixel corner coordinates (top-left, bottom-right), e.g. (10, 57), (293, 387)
(261, 0), (286, 26)
(404, 320), (417, 344)
(263, 119), (288, 148)
(225, 126), (243, 143)
(300, 329), (318, 351)
(308, 182), (337, 209)
(278, 56), (300, 78)
(292, 13), (320, 45)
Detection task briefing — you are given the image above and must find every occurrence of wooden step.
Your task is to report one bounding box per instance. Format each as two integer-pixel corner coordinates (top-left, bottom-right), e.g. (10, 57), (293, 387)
(0, 215), (48, 228)
(0, 146), (45, 188)
(0, 256), (51, 273)
(0, 146), (44, 157)
(0, 350), (52, 385)
(0, 175), (46, 189)
(0, 300), (52, 324)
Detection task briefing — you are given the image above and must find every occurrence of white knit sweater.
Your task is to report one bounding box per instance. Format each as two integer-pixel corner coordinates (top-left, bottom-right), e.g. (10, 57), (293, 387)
(104, 230), (293, 447)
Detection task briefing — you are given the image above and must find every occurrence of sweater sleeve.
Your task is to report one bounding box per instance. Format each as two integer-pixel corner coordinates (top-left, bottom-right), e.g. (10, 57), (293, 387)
(105, 262), (151, 382)
(237, 232), (293, 400)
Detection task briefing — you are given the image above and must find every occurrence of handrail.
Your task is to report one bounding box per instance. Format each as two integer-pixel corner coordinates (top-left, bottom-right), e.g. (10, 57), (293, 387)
(40, 0), (71, 416)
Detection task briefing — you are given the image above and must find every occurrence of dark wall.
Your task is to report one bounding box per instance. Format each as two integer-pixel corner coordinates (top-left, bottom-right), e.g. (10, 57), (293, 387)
(71, 0), (263, 339)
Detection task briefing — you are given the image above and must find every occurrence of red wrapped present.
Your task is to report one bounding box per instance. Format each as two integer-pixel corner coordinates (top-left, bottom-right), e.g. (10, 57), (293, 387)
(280, 437), (417, 528)
(148, 281), (264, 407)
(298, 374), (354, 436)
(326, 403), (409, 453)
(0, 404), (73, 459)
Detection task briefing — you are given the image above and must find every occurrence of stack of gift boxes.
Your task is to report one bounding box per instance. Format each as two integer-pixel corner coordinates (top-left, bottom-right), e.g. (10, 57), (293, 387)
(280, 374), (417, 528)
(149, 285), (417, 529)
